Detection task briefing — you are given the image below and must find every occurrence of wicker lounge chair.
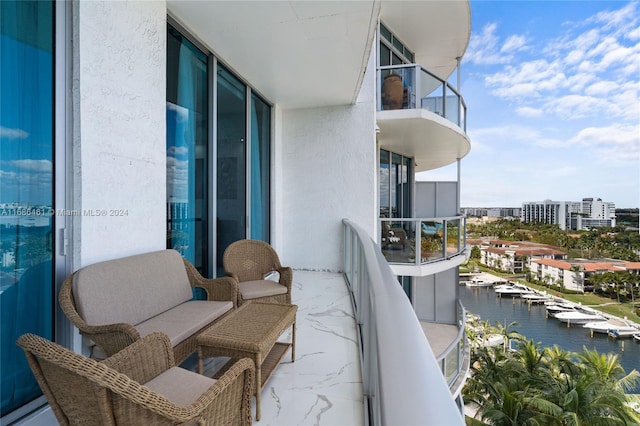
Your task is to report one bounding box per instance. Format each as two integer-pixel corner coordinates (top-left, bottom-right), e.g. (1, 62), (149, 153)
(222, 240), (292, 305)
(17, 332), (255, 426)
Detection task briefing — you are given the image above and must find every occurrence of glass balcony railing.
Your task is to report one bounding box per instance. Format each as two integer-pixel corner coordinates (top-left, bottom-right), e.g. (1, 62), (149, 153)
(343, 219), (464, 424)
(378, 64), (467, 132)
(380, 216), (466, 265)
(437, 301), (468, 389)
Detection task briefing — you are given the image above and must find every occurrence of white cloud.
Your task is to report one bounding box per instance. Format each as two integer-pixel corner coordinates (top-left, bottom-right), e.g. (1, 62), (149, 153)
(584, 80), (618, 96)
(589, 1), (639, 34)
(0, 126), (28, 140)
(167, 146), (189, 156)
(11, 159), (52, 173)
(501, 35), (527, 54)
(515, 106), (543, 117)
(465, 23), (523, 65)
(567, 123), (640, 163)
(543, 94), (609, 119)
(0, 170), (17, 179)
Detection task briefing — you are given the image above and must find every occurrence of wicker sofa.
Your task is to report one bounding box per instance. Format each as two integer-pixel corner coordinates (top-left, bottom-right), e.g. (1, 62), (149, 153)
(59, 249), (238, 364)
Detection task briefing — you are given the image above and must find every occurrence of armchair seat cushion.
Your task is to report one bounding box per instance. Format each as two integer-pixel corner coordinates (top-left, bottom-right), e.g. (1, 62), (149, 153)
(239, 279), (288, 300)
(135, 300), (233, 347)
(144, 366), (216, 407)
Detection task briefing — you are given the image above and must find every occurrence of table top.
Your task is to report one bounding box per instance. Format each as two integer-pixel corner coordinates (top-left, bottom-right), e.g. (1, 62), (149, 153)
(198, 301), (297, 353)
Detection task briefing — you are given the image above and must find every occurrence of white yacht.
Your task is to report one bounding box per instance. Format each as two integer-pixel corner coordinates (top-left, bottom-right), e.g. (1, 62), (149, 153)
(494, 282), (534, 297)
(521, 291), (552, 304)
(583, 318), (639, 338)
(465, 278), (493, 288)
(544, 301), (576, 316)
(554, 308), (606, 325)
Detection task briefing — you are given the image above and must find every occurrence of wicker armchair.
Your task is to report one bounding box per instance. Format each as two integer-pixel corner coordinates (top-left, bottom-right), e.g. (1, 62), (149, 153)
(222, 240), (292, 305)
(17, 332), (254, 426)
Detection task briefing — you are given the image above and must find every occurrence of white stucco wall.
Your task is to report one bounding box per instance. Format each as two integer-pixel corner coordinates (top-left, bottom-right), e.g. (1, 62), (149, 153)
(278, 104), (376, 271)
(73, 1), (167, 267)
(276, 47), (378, 272)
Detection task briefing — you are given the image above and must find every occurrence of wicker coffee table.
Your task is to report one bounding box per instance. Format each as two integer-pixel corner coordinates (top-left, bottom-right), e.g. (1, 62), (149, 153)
(197, 301), (297, 421)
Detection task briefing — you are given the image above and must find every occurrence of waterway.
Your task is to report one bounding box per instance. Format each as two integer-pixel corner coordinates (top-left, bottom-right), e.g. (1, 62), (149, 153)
(460, 285), (640, 392)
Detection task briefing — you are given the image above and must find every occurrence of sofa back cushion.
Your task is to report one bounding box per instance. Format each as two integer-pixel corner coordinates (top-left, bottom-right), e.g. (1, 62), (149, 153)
(72, 250), (193, 326)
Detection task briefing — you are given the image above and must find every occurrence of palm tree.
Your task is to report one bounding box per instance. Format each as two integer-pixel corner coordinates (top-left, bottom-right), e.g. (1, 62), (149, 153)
(463, 340), (640, 425)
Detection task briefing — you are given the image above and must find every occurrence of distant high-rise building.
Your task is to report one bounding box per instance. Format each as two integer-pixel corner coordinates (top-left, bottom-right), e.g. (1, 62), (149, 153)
(521, 198), (616, 230)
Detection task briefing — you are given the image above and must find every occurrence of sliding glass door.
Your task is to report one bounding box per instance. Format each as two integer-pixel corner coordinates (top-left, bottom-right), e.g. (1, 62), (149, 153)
(216, 65), (247, 270)
(1, 0), (55, 417)
(167, 24), (271, 277)
(166, 26), (209, 273)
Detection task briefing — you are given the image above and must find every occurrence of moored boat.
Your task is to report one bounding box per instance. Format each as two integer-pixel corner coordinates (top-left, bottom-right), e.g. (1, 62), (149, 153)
(554, 308), (606, 325)
(521, 292), (552, 304)
(466, 278), (493, 288)
(494, 282), (534, 297)
(544, 301), (576, 315)
(583, 318), (639, 338)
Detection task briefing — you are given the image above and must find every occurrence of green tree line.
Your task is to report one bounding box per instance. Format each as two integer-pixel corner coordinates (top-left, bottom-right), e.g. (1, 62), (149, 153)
(467, 220), (640, 262)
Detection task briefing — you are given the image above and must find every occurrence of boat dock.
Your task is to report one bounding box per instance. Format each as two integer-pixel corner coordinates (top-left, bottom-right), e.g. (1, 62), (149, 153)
(465, 272), (640, 340)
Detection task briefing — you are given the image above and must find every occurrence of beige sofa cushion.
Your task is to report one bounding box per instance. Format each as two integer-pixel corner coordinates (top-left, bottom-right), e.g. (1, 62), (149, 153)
(72, 250), (193, 326)
(239, 279), (287, 300)
(135, 300), (233, 347)
(144, 366), (215, 407)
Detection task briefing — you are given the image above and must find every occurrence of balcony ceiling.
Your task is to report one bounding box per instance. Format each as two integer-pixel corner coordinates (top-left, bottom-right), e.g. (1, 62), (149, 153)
(380, 1), (471, 80)
(166, 1), (470, 109)
(377, 109), (471, 172)
(167, 0), (381, 109)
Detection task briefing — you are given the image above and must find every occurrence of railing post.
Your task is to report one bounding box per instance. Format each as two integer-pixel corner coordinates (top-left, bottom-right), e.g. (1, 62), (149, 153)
(376, 67), (382, 111)
(414, 64), (421, 109)
(443, 219), (447, 259)
(441, 81), (446, 118)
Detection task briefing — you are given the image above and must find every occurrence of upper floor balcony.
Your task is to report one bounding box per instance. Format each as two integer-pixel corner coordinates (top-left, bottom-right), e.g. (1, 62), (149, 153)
(379, 64), (467, 130)
(381, 216), (469, 277)
(376, 64), (471, 172)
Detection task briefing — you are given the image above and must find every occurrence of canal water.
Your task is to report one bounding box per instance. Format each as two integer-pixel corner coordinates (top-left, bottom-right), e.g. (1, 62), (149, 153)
(460, 285), (640, 392)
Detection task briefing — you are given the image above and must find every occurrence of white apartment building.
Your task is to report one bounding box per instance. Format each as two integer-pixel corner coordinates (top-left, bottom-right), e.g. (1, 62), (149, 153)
(521, 197), (616, 231)
(474, 240), (567, 274)
(530, 258), (640, 293)
(1, 1), (471, 424)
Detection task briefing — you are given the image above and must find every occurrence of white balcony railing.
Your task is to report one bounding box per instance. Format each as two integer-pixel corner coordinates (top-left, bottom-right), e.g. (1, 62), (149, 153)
(378, 64), (467, 132)
(342, 219), (463, 425)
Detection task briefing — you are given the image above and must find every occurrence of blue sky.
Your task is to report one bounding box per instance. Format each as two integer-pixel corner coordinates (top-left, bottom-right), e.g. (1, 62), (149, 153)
(419, 0), (639, 209)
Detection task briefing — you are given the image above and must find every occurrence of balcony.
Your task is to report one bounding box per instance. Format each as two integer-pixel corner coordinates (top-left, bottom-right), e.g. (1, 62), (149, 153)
(378, 64), (466, 129)
(381, 216), (468, 277)
(421, 301), (470, 398)
(376, 64), (471, 172)
(16, 222), (464, 426)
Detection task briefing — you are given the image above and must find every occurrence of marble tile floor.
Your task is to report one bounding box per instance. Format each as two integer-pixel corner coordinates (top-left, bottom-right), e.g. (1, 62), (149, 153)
(12, 271), (365, 426)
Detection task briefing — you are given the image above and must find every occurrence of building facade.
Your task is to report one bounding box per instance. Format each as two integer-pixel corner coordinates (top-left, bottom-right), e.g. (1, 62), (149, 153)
(469, 239), (567, 274)
(529, 258), (640, 293)
(521, 197), (616, 230)
(1, 1), (471, 422)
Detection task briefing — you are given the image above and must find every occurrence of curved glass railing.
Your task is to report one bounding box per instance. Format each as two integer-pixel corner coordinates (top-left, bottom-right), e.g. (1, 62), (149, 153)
(380, 216), (466, 265)
(343, 219), (463, 425)
(378, 64), (467, 132)
(436, 301), (468, 389)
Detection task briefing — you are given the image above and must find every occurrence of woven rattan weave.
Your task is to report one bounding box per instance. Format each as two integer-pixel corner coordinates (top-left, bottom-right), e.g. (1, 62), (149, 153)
(197, 301), (297, 421)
